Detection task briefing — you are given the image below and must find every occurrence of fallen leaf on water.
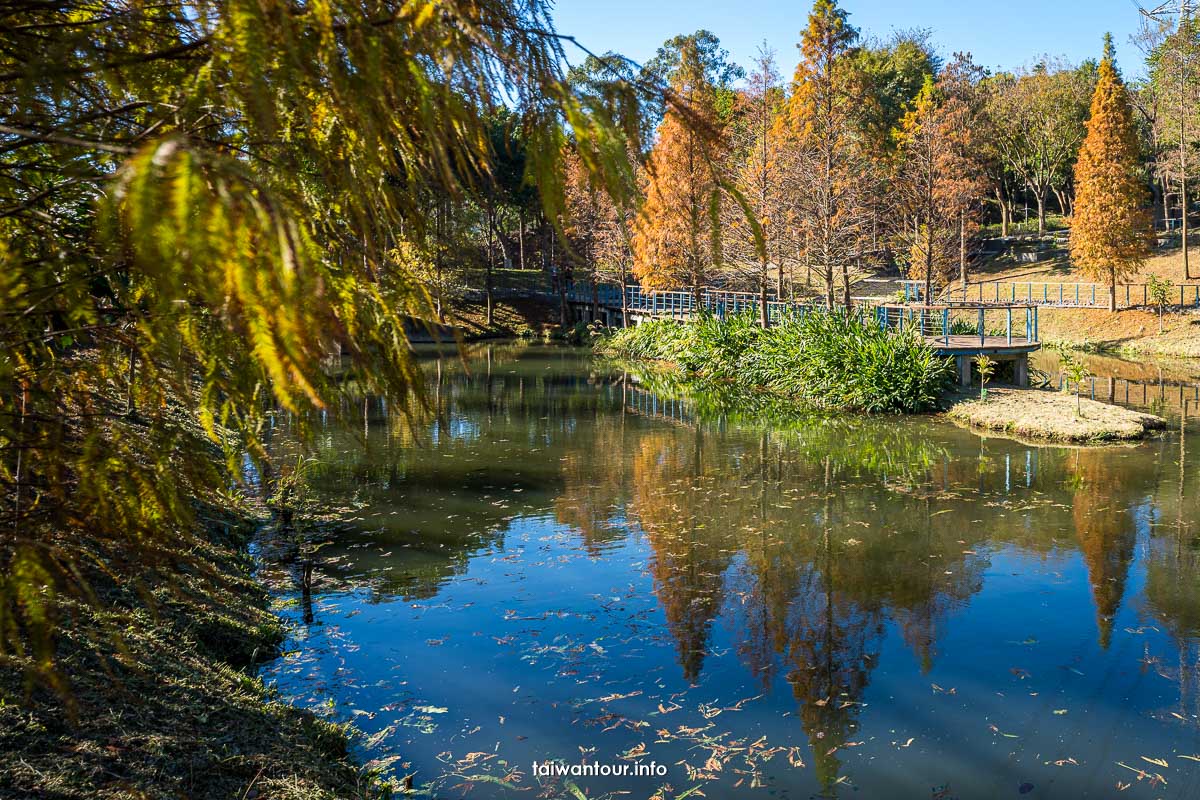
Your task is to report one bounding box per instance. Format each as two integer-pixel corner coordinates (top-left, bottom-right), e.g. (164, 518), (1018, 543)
(622, 742), (647, 760)
(988, 724), (1019, 738)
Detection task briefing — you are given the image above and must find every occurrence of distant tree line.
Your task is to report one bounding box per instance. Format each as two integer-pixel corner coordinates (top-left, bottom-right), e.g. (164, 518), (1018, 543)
(540, 0), (1200, 314)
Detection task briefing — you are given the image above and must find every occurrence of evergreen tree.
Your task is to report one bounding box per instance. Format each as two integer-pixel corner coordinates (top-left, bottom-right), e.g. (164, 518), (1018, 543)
(1070, 35), (1153, 310)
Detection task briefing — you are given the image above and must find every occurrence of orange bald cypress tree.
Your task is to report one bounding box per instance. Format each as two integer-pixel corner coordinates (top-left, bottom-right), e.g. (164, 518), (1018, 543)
(633, 40), (727, 300)
(1069, 35), (1153, 311)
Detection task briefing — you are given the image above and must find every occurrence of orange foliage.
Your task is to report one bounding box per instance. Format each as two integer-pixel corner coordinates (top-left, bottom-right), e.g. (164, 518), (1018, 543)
(1069, 45), (1154, 309)
(632, 40), (727, 293)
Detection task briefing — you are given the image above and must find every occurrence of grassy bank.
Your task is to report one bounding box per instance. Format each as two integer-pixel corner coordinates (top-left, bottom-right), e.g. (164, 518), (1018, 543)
(598, 311), (953, 413)
(1037, 306), (1200, 358)
(945, 387), (1166, 442)
(0, 511), (384, 799)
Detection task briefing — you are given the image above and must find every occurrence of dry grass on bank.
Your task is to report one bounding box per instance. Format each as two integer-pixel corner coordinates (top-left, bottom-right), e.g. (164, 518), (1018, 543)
(945, 386), (1167, 443)
(0, 523), (383, 800)
(1036, 306), (1200, 358)
(965, 241), (1200, 286)
(446, 296), (560, 338)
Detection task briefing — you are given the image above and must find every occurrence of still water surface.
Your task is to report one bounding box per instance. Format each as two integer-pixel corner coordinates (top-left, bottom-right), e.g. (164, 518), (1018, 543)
(259, 344), (1200, 799)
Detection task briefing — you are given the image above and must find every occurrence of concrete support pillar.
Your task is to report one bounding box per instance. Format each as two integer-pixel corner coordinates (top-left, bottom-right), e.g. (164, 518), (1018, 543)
(957, 355), (973, 387)
(1014, 354), (1029, 387)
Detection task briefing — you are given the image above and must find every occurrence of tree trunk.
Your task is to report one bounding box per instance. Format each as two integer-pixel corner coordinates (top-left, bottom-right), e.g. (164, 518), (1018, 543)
(518, 207), (525, 270)
(959, 210), (967, 289)
(620, 271), (629, 328)
(553, 227), (566, 327)
(1053, 187), (1069, 217)
(1109, 271), (1117, 312)
(924, 218), (934, 305)
(1182, 175), (1192, 279)
(1035, 191), (1047, 235)
(760, 257), (770, 329)
(1161, 179), (1170, 229)
(435, 200), (446, 322)
(486, 208), (495, 327)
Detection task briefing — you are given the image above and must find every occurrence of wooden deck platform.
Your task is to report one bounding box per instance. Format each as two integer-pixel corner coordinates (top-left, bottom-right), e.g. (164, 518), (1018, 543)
(926, 335), (1040, 356)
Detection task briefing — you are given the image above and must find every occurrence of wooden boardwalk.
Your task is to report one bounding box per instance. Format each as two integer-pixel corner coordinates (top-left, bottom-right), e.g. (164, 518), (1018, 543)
(564, 283), (1042, 385)
(927, 335), (1039, 356)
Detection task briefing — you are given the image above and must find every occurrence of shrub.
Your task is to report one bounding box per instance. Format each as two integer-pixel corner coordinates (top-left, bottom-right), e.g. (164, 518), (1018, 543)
(596, 309), (954, 413)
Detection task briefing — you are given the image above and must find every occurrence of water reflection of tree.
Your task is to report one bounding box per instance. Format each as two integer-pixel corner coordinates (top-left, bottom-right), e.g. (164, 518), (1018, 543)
(628, 425), (990, 794)
(1143, 417), (1200, 723)
(631, 428), (738, 682)
(554, 401), (632, 555)
(782, 474), (884, 795)
(1068, 448), (1139, 649)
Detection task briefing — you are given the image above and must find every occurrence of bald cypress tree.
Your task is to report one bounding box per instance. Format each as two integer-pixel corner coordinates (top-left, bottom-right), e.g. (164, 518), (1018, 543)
(633, 39), (727, 300)
(1070, 35), (1153, 311)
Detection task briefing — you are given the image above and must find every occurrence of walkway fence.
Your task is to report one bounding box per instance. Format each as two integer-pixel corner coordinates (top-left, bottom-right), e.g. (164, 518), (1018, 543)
(935, 280), (1200, 310)
(1052, 373), (1200, 414)
(561, 282), (1038, 346)
(563, 284), (808, 324)
(877, 304), (1038, 347)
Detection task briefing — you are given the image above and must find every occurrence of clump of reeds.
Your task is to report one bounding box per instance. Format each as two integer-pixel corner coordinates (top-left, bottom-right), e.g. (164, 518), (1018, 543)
(597, 309), (953, 413)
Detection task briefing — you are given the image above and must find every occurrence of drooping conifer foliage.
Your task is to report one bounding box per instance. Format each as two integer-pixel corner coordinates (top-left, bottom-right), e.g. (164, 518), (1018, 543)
(0, 0), (644, 693)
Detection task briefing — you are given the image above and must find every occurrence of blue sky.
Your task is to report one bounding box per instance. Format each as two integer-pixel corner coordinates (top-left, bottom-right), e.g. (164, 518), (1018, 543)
(552, 0), (1154, 80)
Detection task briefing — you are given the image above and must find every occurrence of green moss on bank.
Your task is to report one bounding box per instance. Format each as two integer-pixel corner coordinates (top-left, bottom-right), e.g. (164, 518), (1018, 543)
(0, 521), (385, 800)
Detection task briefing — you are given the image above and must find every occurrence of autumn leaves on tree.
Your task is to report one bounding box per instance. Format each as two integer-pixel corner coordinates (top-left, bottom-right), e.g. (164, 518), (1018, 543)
(561, 0), (1161, 318)
(632, 40), (728, 302)
(894, 58), (988, 300)
(1070, 37), (1153, 311)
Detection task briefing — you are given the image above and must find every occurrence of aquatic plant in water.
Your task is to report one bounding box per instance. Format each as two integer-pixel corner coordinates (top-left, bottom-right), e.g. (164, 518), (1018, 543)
(598, 310), (953, 413)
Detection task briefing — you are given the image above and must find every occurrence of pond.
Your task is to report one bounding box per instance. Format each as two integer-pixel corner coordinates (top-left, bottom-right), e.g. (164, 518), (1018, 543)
(257, 343), (1200, 799)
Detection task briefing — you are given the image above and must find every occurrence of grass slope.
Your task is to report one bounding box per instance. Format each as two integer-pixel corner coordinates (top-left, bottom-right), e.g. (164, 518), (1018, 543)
(0, 521), (382, 800)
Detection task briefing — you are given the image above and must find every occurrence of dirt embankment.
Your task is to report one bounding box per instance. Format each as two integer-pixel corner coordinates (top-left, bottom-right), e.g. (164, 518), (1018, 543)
(945, 386), (1167, 443)
(1037, 306), (1200, 358)
(0, 516), (384, 800)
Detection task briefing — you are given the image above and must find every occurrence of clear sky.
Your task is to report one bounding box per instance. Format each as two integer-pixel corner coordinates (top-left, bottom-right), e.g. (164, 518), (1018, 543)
(551, 0), (1154, 81)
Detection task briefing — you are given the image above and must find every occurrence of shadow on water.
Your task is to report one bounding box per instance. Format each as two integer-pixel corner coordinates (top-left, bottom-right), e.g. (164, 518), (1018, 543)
(258, 342), (1200, 799)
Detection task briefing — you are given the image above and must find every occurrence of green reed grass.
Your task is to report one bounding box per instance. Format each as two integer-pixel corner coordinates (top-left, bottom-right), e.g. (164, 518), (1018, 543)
(598, 310), (954, 413)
